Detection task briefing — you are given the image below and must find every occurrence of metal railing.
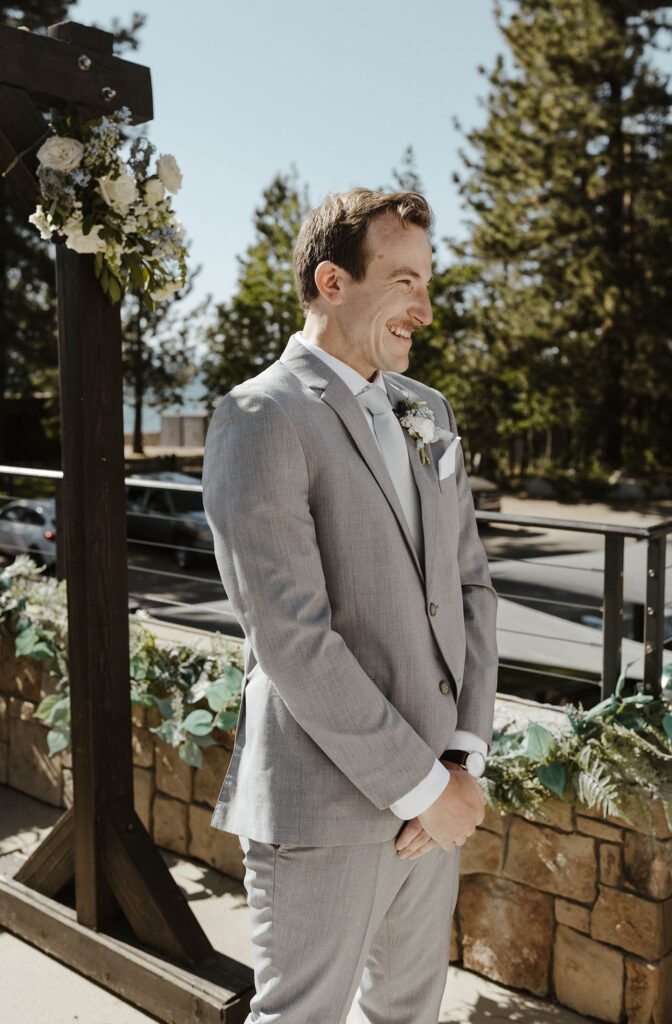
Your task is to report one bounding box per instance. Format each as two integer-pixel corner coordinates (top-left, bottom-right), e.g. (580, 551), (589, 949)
(1, 465), (670, 701)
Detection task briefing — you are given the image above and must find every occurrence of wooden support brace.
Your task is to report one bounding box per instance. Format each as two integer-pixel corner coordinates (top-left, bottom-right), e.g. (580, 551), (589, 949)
(14, 807), (74, 897)
(0, 875), (254, 1024)
(103, 799), (214, 967)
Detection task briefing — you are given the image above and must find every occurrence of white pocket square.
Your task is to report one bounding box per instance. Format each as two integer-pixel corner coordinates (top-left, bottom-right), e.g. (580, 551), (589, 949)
(438, 436), (461, 480)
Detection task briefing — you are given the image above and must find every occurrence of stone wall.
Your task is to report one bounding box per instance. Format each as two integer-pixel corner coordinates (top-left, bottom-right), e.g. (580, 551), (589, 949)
(454, 802), (672, 1023)
(1, 640), (671, 1023)
(0, 642), (245, 881)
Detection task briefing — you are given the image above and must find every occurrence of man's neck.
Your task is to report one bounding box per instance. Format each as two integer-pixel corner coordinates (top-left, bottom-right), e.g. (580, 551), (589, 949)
(301, 313), (378, 382)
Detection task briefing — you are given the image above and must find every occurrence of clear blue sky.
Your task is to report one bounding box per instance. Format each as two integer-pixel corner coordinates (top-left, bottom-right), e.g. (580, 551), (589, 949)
(71, 0), (502, 311)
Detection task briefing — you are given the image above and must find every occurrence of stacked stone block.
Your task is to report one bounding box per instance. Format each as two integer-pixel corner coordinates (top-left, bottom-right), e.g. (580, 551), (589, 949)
(454, 802), (672, 1023)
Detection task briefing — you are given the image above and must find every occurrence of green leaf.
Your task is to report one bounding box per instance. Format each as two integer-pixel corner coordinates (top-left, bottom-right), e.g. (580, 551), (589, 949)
(537, 761), (566, 797)
(216, 710), (238, 731)
(108, 276), (122, 304)
(150, 719), (181, 746)
(14, 627), (54, 660)
(662, 715), (672, 740)
(33, 693), (62, 720)
(47, 726), (70, 757)
(179, 740), (203, 769)
(205, 679), (241, 712)
(129, 652), (149, 679)
(182, 709), (214, 736)
(525, 722), (555, 763)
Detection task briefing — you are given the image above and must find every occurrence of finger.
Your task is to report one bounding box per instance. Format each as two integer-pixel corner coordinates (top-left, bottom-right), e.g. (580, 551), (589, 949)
(406, 837), (439, 860)
(398, 828), (431, 858)
(396, 818), (423, 852)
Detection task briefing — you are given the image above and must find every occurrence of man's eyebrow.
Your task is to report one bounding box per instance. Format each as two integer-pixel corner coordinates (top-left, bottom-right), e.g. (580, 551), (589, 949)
(388, 266), (433, 284)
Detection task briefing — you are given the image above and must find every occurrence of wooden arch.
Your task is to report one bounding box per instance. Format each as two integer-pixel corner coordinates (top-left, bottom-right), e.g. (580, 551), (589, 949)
(0, 20), (252, 1022)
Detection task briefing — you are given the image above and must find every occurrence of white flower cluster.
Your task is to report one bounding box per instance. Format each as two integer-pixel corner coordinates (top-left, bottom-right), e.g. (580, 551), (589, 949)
(399, 408), (439, 445)
(28, 108), (187, 306)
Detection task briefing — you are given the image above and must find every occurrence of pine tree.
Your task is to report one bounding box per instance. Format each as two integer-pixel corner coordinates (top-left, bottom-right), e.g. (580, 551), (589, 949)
(122, 260), (207, 455)
(453, 0), (672, 474)
(202, 171), (309, 402)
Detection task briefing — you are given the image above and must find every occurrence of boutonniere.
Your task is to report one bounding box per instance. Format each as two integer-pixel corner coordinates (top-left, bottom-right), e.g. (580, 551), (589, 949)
(393, 398), (452, 465)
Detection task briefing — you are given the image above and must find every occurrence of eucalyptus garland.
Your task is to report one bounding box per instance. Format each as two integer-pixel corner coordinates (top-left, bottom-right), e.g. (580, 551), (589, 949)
(1, 557), (671, 820)
(0, 557), (242, 769)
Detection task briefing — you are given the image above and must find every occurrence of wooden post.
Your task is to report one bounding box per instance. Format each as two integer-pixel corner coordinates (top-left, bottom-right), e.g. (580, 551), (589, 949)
(0, 21), (253, 1018)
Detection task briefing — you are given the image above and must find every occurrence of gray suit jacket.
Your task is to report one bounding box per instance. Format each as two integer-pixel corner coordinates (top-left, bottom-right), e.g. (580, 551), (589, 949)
(202, 335), (498, 846)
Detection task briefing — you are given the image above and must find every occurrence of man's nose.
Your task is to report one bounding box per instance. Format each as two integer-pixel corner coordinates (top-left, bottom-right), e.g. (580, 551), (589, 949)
(410, 291), (433, 328)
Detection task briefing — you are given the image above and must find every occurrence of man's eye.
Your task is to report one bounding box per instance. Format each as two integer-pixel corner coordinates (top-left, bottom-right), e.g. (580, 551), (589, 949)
(398, 279), (412, 286)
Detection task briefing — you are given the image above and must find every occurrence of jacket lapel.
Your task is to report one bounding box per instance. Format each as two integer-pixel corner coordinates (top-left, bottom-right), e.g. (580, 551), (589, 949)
(279, 338), (425, 581)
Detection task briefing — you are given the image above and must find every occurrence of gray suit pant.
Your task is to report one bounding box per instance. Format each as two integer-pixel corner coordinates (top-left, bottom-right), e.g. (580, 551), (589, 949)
(240, 835), (460, 1024)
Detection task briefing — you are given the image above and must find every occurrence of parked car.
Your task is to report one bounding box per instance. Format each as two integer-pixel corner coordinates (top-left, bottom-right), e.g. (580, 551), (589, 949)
(125, 472), (213, 568)
(0, 499), (57, 569)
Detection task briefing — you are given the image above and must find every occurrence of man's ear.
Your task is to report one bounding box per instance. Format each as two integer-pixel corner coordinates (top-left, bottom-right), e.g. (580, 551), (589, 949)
(314, 261), (347, 305)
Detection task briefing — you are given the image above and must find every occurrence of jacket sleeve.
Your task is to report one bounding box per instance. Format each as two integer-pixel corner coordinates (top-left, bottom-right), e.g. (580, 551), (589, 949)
(203, 387), (437, 810)
(441, 395), (499, 747)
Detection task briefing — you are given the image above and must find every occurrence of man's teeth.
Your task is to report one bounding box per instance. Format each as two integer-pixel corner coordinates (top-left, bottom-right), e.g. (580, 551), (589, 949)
(388, 326), (411, 339)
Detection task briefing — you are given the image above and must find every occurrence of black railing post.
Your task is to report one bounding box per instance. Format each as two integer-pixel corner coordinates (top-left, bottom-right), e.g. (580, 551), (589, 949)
(602, 533), (624, 698)
(644, 534), (665, 698)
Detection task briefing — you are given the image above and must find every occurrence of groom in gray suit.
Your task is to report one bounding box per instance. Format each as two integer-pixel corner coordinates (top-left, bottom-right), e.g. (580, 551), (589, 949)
(203, 189), (498, 1024)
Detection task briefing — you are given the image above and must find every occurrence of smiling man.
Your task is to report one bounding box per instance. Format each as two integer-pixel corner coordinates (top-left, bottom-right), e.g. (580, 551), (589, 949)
(203, 189), (498, 1024)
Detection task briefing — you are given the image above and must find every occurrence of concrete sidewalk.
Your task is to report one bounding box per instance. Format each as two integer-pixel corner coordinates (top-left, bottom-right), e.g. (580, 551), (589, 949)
(0, 786), (591, 1024)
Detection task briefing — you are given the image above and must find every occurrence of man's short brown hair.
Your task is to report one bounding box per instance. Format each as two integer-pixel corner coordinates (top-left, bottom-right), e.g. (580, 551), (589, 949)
(293, 188), (433, 310)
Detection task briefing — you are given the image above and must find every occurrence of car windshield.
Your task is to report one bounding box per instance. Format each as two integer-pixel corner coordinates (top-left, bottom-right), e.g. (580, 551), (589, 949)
(170, 490), (204, 515)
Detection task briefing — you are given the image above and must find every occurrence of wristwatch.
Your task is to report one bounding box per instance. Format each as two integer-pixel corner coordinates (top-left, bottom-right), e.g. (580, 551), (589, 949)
(441, 749), (486, 779)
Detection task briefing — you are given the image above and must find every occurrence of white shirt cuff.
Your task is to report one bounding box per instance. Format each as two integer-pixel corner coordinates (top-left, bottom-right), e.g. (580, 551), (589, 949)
(450, 730), (488, 758)
(388, 759), (451, 820)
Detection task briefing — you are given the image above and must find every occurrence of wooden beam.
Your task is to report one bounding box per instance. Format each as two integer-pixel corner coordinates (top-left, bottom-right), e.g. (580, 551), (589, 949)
(103, 800), (213, 966)
(54, 242), (134, 930)
(14, 807), (74, 897)
(0, 876), (254, 1024)
(0, 83), (44, 210)
(0, 22), (152, 123)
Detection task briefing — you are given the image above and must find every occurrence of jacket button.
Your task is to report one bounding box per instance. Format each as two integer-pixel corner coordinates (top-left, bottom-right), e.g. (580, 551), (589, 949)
(439, 680), (451, 696)
(429, 602), (438, 616)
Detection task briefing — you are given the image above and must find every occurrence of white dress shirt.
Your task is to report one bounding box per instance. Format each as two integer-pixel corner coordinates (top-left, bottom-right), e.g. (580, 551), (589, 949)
(297, 334), (487, 818)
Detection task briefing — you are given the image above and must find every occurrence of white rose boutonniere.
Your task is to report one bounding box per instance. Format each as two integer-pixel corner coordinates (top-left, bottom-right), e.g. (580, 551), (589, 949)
(156, 154), (182, 194)
(394, 398), (452, 465)
(36, 135), (84, 173)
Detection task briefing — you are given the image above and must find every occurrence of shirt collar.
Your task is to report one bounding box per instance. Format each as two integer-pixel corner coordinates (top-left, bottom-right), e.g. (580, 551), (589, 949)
(296, 333), (386, 396)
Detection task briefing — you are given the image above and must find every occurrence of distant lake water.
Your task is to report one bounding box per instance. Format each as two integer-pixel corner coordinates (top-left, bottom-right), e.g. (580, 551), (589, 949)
(123, 373), (209, 434)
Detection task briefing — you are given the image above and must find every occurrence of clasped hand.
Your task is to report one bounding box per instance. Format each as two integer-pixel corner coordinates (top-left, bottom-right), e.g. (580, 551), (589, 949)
(395, 760), (486, 860)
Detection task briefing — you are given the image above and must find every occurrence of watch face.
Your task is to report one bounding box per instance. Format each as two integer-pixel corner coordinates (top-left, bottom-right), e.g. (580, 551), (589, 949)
(465, 751), (486, 778)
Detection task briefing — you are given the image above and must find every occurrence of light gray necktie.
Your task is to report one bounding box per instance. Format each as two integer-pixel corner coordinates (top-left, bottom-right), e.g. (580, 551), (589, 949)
(356, 386), (424, 559)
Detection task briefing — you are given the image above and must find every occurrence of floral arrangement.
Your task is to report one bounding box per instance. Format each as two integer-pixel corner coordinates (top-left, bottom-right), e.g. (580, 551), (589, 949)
(28, 106), (187, 307)
(394, 397), (448, 464)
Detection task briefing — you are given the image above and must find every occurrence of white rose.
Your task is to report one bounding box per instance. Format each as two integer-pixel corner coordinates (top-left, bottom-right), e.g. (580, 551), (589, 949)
(62, 219), (107, 254)
(98, 167), (139, 211)
(28, 205), (53, 241)
(36, 136), (84, 173)
(144, 178), (165, 206)
(154, 280), (182, 301)
(416, 417), (436, 444)
(156, 154), (182, 194)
